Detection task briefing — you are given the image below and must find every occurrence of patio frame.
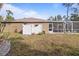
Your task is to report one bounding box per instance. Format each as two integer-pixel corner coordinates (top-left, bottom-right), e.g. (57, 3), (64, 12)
(48, 21), (79, 33)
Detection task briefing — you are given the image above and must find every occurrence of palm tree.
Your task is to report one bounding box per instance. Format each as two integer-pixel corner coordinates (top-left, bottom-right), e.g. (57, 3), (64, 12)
(63, 3), (74, 21)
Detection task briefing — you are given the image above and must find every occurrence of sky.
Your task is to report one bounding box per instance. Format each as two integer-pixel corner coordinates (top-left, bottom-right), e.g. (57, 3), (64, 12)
(0, 3), (73, 20)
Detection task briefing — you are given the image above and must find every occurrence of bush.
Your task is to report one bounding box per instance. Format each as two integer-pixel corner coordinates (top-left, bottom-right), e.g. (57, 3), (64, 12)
(14, 29), (18, 33)
(0, 32), (10, 39)
(19, 30), (22, 34)
(8, 33), (24, 41)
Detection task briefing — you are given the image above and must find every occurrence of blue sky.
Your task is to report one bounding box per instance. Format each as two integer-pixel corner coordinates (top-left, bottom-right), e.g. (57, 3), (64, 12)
(0, 3), (73, 19)
(11, 3), (67, 17)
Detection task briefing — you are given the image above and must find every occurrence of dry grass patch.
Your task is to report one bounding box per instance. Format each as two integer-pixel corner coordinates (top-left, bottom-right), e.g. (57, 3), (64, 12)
(6, 33), (79, 56)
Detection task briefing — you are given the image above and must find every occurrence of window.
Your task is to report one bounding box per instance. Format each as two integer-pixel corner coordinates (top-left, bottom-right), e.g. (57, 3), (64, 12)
(49, 23), (52, 31)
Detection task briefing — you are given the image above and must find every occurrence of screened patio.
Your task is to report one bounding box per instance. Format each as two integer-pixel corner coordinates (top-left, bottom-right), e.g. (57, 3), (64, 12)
(49, 21), (79, 33)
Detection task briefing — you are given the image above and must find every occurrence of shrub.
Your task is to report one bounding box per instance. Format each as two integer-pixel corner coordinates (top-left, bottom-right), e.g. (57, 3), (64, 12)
(14, 29), (18, 33)
(19, 30), (22, 34)
(0, 32), (10, 39)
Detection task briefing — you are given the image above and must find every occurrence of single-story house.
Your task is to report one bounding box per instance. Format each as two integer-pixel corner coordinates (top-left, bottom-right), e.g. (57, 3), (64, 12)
(2, 18), (79, 35)
(3, 18), (49, 35)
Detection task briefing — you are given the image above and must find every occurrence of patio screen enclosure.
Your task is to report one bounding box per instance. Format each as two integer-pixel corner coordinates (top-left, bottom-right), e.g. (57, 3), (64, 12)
(49, 21), (79, 33)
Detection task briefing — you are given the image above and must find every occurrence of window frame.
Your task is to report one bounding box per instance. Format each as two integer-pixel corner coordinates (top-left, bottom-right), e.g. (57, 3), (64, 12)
(49, 23), (53, 31)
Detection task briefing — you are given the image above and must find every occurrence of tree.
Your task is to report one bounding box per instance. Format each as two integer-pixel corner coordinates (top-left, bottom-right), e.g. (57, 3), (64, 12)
(62, 3), (74, 33)
(6, 16), (14, 21)
(63, 15), (67, 21)
(0, 3), (3, 10)
(0, 10), (14, 32)
(48, 16), (53, 21)
(62, 3), (74, 21)
(54, 16), (57, 21)
(0, 16), (3, 32)
(6, 10), (14, 21)
(48, 15), (62, 21)
(0, 16), (3, 21)
(48, 16), (56, 21)
(6, 10), (13, 16)
(70, 13), (79, 21)
(70, 7), (79, 21)
(57, 15), (62, 21)
(0, 4), (4, 32)
(0, 4), (3, 21)
(0, 9), (14, 32)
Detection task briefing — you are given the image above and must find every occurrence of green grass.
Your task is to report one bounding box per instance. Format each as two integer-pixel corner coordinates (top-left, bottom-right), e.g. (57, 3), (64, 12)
(5, 33), (79, 56)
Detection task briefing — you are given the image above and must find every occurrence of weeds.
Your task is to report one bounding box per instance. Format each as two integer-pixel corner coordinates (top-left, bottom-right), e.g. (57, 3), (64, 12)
(6, 33), (79, 56)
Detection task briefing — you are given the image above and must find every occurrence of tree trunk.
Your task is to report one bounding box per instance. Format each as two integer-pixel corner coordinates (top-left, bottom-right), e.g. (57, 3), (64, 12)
(67, 6), (69, 21)
(64, 6), (69, 33)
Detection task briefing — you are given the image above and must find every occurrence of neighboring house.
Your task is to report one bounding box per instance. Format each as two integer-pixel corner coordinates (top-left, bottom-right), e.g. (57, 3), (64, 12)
(2, 18), (79, 35)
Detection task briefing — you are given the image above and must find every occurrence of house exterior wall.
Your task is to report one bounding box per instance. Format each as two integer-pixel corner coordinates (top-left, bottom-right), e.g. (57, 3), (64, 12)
(42, 23), (49, 34)
(24, 23), (49, 34)
(3, 23), (23, 33)
(3, 22), (49, 34)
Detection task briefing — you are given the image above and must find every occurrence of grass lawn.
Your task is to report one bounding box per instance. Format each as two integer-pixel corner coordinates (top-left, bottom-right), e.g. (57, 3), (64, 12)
(6, 33), (79, 56)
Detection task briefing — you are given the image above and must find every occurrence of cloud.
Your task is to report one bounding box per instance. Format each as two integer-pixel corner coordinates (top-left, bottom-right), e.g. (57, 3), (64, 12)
(0, 4), (46, 20)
